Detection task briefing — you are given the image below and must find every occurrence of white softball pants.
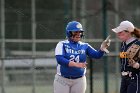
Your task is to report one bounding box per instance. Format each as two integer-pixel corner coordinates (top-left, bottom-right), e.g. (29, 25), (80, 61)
(53, 74), (87, 93)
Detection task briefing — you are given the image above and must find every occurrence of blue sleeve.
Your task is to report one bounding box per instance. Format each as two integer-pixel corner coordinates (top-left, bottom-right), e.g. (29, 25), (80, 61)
(55, 55), (70, 67)
(87, 44), (104, 58)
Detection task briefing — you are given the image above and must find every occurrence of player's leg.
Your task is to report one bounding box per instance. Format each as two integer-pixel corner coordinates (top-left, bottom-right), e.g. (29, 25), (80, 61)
(120, 77), (129, 93)
(127, 74), (140, 93)
(138, 74), (140, 93)
(70, 76), (86, 93)
(53, 74), (70, 93)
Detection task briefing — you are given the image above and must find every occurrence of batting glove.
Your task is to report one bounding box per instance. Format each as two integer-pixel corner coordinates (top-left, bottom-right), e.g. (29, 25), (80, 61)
(100, 35), (111, 53)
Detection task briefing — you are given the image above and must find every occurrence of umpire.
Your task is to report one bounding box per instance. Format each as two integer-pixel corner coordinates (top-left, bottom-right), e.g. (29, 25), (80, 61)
(112, 20), (140, 93)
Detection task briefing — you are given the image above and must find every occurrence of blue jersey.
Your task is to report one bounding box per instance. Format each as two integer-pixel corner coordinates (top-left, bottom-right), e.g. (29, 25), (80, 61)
(55, 39), (104, 77)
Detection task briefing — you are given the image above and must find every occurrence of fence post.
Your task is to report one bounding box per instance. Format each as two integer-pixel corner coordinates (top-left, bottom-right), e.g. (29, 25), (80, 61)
(102, 0), (109, 93)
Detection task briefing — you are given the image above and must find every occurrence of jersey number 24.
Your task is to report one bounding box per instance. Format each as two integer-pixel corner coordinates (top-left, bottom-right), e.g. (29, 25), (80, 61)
(70, 55), (79, 63)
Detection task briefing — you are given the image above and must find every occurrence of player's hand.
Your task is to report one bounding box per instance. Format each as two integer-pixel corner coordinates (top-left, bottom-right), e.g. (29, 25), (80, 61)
(132, 62), (140, 69)
(128, 59), (140, 69)
(76, 62), (87, 68)
(100, 35), (111, 53)
(69, 61), (87, 68)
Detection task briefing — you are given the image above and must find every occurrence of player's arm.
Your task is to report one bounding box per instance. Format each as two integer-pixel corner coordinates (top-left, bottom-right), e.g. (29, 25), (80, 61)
(87, 44), (104, 58)
(55, 55), (70, 67)
(56, 55), (86, 68)
(55, 41), (70, 67)
(87, 35), (111, 58)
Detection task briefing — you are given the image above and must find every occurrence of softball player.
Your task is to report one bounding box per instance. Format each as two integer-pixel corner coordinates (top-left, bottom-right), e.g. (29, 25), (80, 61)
(112, 20), (140, 93)
(53, 21), (111, 93)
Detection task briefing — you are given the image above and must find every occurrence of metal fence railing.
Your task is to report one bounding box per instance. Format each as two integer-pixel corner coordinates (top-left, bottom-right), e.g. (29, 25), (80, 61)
(1, 0), (140, 93)
(0, 55), (120, 93)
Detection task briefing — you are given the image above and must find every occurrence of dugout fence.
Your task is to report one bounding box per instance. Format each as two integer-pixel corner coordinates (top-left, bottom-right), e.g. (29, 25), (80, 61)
(0, 39), (121, 93)
(1, 0), (140, 93)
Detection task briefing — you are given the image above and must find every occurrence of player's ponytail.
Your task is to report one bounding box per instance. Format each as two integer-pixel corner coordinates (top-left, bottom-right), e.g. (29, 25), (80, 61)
(131, 27), (140, 38)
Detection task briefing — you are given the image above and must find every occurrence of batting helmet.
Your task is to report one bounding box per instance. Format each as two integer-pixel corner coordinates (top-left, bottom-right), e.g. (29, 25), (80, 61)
(66, 21), (84, 38)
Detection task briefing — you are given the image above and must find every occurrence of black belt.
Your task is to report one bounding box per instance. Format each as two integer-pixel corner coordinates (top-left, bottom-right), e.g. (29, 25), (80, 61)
(62, 76), (83, 79)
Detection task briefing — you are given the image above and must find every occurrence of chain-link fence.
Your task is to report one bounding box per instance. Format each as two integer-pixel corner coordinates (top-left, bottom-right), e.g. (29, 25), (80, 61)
(0, 0), (140, 93)
(0, 55), (120, 93)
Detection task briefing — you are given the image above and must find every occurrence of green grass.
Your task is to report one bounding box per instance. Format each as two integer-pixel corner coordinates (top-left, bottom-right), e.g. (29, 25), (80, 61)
(2, 85), (53, 93)
(0, 73), (120, 93)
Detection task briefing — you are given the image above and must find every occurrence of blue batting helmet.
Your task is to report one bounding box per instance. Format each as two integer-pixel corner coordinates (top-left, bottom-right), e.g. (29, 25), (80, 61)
(66, 21), (84, 38)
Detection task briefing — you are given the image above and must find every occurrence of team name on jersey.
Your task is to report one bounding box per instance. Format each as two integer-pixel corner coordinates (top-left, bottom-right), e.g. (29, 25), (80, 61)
(65, 48), (85, 54)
